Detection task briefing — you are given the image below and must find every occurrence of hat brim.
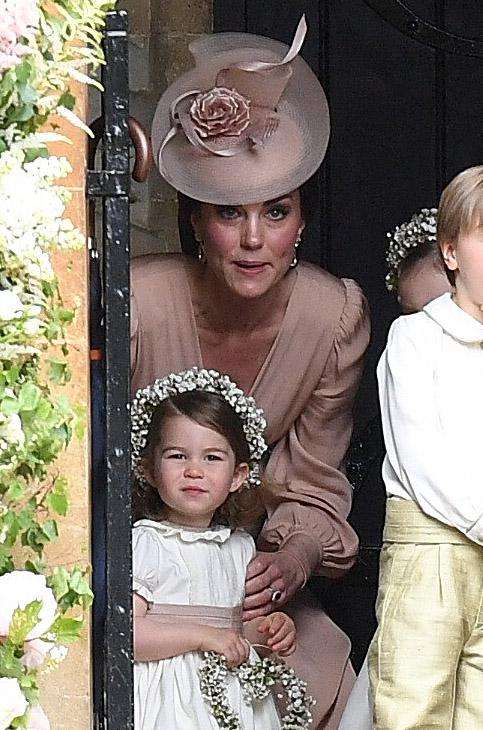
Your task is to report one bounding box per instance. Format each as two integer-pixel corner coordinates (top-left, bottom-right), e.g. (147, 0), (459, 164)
(151, 33), (330, 205)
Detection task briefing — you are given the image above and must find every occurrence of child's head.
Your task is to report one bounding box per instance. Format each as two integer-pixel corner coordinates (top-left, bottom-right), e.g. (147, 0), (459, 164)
(438, 166), (483, 320)
(131, 369), (267, 527)
(397, 242), (451, 314)
(386, 207), (451, 314)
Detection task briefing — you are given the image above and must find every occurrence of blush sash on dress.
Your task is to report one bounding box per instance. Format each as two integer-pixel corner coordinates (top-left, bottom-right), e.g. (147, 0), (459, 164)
(148, 603), (243, 631)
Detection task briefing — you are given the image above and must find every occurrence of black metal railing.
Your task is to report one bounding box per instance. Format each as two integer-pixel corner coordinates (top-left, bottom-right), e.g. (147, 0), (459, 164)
(87, 10), (133, 730)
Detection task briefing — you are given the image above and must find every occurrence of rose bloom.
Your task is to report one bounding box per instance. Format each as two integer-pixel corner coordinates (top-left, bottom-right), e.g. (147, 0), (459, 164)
(0, 289), (23, 321)
(0, 571), (57, 640)
(0, 677), (28, 730)
(190, 86), (250, 138)
(27, 704), (51, 730)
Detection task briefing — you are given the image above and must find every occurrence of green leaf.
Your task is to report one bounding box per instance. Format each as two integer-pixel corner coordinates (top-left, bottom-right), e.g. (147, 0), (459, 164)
(58, 90), (76, 111)
(18, 383), (41, 411)
(47, 478), (69, 516)
(48, 358), (69, 385)
(48, 567), (69, 600)
(49, 616), (83, 643)
(8, 600), (42, 645)
(23, 146), (49, 163)
(4, 478), (24, 502)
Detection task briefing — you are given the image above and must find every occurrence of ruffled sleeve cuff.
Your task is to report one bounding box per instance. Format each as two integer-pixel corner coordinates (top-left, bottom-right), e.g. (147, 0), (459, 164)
(132, 578), (153, 604)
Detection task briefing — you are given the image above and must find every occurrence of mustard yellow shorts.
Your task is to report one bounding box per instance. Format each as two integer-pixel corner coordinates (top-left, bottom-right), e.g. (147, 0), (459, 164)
(368, 498), (483, 730)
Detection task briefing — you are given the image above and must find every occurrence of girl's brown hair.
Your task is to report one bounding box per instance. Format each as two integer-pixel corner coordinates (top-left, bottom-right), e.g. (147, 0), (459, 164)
(133, 389), (267, 527)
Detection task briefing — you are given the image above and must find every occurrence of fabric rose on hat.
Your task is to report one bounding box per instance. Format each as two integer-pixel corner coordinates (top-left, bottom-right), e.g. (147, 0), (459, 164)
(190, 87), (250, 139)
(0, 678), (28, 730)
(0, 571), (57, 640)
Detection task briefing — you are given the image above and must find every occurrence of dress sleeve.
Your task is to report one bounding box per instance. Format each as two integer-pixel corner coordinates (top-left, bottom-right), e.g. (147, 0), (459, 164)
(260, 279), (370, 579)
(132, 528), (164, 603)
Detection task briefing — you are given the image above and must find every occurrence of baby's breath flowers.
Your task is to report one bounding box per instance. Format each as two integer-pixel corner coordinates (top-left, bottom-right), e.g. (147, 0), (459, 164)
(199, 651), (315, 729)
(385, 208), (438, 292)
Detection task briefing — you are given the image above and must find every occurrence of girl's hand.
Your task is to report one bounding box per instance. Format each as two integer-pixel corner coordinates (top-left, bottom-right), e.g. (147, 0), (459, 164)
(199, 627), (251, 668)
(243, 551), (304, 620)
(255, 612), (296, 656)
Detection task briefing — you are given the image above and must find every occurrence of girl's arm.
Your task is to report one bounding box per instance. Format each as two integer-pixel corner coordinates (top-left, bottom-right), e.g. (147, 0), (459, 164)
(243, 612), (296, 656)
(134, 593), (251, 666)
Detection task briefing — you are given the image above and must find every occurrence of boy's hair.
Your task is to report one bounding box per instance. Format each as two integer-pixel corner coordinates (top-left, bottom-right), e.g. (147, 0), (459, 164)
(438, 165), (483, 285)
(133, 390), (266, 527)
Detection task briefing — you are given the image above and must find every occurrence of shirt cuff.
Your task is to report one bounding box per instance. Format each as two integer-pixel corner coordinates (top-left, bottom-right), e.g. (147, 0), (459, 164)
(278, 532), (322, 586)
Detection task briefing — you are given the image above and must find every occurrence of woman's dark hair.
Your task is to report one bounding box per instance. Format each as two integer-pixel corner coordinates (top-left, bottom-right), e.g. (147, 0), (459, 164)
(133, 389), (266, 526)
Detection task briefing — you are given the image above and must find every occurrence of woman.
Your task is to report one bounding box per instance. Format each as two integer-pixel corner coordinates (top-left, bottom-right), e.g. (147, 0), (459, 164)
(131, 17), (370, 729)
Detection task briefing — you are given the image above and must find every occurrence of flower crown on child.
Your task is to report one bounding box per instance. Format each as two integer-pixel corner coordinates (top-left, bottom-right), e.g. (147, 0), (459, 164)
(131, 367), (268, 489)
(385, 207), (438, 292)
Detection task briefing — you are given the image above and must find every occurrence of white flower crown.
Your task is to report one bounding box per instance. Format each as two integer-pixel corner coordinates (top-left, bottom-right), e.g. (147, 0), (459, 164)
(131, 367), (267, 489)
(385, 207), (438, 292)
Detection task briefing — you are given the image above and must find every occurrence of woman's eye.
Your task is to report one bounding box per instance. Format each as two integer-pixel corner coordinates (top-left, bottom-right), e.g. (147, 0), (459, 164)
(267, 205), (290, 221)
(217, 206), (240, 220)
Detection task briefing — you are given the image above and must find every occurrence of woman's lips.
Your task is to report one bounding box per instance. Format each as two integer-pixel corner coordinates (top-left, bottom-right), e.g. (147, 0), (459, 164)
(234, 261), (268, 273)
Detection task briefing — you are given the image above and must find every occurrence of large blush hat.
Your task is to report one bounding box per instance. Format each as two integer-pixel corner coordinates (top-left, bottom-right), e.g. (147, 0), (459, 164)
(151, 17), (330, 205)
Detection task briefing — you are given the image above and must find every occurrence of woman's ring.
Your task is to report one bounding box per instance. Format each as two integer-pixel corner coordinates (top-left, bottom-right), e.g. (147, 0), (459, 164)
(270, 588), (282, 602)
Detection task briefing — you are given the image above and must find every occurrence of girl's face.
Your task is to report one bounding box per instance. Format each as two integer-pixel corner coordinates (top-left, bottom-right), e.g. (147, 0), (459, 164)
(441, 225), (483, 323)
(144, 415), (248, 528)
(191, 191), (304, 300)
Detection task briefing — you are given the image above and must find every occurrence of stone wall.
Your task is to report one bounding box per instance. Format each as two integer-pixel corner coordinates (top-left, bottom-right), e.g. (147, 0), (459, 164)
(117, 0), (213, 257)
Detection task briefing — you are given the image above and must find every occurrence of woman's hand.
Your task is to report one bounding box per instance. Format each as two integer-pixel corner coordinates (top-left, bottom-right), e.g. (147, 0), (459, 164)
(243, 550), (304, 620)
(255, 612), (296, 656)
(198, 627), (251, 668)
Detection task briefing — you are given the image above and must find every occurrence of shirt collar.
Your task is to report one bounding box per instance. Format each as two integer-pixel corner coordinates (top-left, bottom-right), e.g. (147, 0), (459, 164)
(423, 293), (483, 344)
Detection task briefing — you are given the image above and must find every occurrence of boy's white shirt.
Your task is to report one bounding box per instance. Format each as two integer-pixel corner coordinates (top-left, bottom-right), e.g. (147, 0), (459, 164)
(377, 292), (483, 544)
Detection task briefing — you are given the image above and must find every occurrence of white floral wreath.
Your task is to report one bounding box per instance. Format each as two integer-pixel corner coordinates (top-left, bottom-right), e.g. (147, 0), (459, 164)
(385, 207), (438, 292)
(131, 367), (267, 489)
(199, 651), (315, 729)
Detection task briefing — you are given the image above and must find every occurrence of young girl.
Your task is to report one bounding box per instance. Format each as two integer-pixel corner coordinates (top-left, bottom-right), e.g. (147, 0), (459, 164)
(385, 207), (452, 314)
(367, 167), (483, 729)
(131, 368), (297, 730)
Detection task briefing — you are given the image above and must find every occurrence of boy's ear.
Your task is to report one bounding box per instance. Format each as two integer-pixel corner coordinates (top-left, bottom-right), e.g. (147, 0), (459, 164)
(440, 240), (458, 271)
(229, 463), (249, 493)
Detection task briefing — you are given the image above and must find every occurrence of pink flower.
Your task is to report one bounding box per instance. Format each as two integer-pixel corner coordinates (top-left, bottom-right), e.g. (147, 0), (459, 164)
(0, 678), (28, 730)
(22, 639), (54, 669)
(190, 87), (250, 139)
(0, 0), (39, 73)
(27, 705), (51, 730)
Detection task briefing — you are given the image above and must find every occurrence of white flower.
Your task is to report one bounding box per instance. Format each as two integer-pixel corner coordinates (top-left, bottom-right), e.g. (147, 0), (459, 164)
(0, 677), (28, 730)
(48, 644), (68, 664)
(0, 289), (23, 321)
(0, 413), (25, 447)
(27, 705), (51, 730)
(22, 638), (54, 669)
(24, 317), (43, 336)
(0, 571), (57, 640)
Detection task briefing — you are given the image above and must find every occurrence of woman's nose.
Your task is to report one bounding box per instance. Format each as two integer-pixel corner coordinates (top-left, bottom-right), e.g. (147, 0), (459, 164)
(241, 217), (263, 249)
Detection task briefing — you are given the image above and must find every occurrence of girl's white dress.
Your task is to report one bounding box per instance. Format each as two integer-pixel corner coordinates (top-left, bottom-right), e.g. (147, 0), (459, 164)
(133, 519), (282, 730)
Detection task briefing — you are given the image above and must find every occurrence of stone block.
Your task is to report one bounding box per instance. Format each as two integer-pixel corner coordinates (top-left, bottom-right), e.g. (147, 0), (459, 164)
(153, 0), (213, 33)
(117, 0), (152, 36)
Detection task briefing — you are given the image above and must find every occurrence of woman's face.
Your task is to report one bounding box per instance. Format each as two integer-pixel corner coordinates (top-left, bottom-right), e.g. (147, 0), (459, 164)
(191, 191), (304, 299)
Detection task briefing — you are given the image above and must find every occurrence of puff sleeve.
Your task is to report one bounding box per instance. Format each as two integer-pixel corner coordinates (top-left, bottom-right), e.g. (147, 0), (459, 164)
(132, 527), (165, 603)
(259, 279), (370, 579)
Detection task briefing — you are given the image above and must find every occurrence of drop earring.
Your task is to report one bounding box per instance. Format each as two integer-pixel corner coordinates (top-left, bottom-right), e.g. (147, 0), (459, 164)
(197, 241), (205, 262)
(290, 232), (302, 269)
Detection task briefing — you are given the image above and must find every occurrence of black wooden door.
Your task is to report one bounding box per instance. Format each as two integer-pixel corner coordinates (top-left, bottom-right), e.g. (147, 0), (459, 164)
(214, 0), (483, 669)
